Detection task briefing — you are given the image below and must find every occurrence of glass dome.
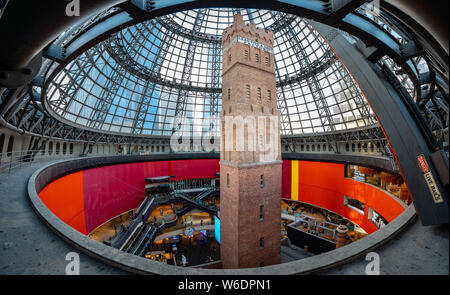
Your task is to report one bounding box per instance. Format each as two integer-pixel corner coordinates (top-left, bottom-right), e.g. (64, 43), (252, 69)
(46, 8), (376, 137)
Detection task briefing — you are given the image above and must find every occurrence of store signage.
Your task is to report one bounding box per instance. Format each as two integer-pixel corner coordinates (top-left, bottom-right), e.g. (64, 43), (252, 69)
(214, 216), (220, 244)
(147, 251), (165, 255)
(417, 155), (443, 204)
(354, 171), (365, 182)
(417, 155), (429, 173)
(223, 35), (274, 54)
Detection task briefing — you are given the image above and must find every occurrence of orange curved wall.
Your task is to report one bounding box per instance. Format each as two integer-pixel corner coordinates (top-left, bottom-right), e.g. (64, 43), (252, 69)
(39, 171), (87, 234)
(283, 160), (406, 234)
(38, 159), (404, 235)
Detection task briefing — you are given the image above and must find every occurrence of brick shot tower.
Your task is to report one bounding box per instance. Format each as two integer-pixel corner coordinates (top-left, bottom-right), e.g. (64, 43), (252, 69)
(219, 14), (282, 269)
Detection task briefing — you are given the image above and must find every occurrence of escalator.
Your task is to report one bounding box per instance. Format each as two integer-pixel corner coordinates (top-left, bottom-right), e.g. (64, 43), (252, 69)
(112, 187), (219, 256)
(195, 187), (219, 202)
(172, 192), (218, 215)
(128, 224), (159, 256)
(120, 224), (146, 252)
(110, 197), (157, 250)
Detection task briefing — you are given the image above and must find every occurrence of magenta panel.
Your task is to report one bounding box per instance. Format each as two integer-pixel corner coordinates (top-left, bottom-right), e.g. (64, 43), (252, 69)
(83, 162), (148, 233)
(82, 160), (220, 234)
(169, 159), (220, 180)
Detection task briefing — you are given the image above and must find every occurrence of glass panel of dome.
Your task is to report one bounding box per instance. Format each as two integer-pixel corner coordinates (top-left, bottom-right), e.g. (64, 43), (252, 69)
(46, 8), (376, 137)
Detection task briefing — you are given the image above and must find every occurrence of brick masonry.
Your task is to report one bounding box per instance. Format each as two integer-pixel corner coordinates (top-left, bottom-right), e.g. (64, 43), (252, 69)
(220, 14), (281, 269)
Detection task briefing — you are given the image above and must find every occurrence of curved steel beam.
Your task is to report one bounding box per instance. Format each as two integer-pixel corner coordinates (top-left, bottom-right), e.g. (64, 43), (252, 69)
(310, 20), (448, 225)
(0, 0), (126, 70)
(385, 0), (448, 55)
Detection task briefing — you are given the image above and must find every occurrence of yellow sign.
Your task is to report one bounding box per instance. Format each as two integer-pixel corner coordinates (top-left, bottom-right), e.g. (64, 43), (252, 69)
(423, 171), (444, 204)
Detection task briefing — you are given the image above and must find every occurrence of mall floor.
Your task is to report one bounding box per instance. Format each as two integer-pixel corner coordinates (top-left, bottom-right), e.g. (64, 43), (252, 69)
(0, 160), (448, 274)
(151, 234), (220, 267)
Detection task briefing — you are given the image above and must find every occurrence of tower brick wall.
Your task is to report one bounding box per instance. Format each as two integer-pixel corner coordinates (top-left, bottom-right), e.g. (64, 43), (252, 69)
(220, 14), (281, 269)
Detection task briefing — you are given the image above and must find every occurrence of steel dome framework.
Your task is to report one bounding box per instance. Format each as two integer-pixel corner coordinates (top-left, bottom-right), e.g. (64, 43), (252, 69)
(45, 8), (377, 137)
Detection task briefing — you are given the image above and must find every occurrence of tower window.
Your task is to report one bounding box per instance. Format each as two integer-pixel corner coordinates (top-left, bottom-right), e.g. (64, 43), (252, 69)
(267, 90), (271, 100)
(246, 85), (251, 99)
(228, 54), (231, 63)
(260, 174), (264, 188)
(259, 205), (264, 221)
(265, 56), (269, 66)
(228, 88), (231, 100)
(257, 88), (261, 100)
(244, 50), (249, 60)
(259, 237), (264, 250)
(227, 173), (230, 187)
(255, 53), (260, 63)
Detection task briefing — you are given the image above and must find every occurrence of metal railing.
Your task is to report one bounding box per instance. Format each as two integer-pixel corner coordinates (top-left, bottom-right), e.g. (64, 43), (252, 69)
(290, 213), (338, 242)
(0, 149), (116, 176)
(0, 150), (77, 175)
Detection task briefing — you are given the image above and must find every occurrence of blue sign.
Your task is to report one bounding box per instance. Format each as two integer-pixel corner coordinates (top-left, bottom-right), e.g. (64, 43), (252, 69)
(214, 216), (220, 244)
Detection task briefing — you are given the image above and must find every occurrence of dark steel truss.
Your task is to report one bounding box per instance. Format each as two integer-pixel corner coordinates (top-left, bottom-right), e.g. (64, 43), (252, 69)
(173, 8), (207, 134)
(0, 85), (168, 146)
(273, 11), (336, 132)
